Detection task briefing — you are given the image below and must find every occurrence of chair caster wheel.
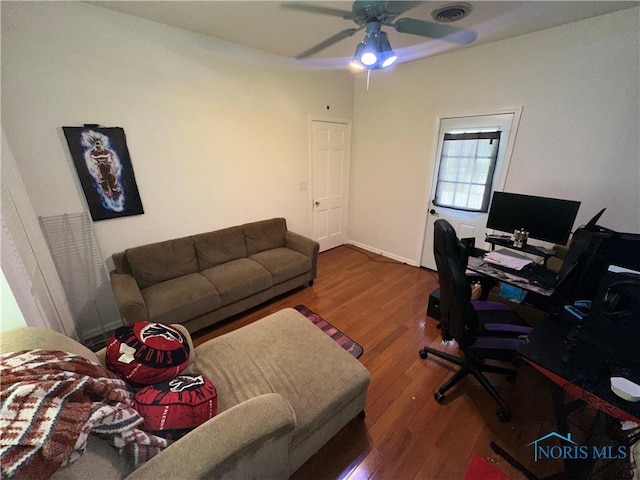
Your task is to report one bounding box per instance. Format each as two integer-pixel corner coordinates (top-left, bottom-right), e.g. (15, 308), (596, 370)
(497, 408), (511, 423)
(506, 372), (517, 383)
(419, 349), (429, 359)
(434, 391), (445, 404)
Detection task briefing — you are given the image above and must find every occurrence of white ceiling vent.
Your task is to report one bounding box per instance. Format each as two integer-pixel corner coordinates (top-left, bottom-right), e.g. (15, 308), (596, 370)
(431, 3), (473, 23)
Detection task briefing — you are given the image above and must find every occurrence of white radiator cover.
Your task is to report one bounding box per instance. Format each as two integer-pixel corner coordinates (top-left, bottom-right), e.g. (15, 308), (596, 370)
(39, 212), (122, 344)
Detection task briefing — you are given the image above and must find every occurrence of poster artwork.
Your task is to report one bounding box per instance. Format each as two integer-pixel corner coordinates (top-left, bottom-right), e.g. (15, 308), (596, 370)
(63, 126), (144, 221)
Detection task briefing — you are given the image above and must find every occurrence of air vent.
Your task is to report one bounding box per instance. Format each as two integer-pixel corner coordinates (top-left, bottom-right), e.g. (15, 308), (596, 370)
(431, 2), (473, 23)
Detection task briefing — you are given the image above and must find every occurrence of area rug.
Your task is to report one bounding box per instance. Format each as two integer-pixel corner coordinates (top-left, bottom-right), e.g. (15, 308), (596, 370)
(294, 305), (363, 359)
(463, 453), (510, 480)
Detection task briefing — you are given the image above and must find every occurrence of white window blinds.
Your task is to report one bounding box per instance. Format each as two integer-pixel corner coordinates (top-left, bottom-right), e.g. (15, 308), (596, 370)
(433, 131), (501, 212)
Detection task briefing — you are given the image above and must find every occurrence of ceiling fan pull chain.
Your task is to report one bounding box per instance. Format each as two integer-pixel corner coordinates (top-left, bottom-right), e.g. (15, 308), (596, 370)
(367, 69), (371, 91)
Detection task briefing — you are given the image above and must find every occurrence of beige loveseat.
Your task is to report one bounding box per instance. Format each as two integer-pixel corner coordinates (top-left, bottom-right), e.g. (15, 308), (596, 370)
(1, 308), (371, 479)
(110, 218), (319, 333)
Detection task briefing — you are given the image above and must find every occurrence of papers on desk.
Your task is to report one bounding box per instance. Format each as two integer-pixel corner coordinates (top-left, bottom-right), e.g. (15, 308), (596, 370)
(483, 251), (532, 271)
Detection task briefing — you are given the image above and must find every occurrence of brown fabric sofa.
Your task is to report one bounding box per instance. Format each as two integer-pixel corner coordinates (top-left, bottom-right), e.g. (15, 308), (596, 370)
(110, 218), (319, 333)
(1, 308), (371, 479)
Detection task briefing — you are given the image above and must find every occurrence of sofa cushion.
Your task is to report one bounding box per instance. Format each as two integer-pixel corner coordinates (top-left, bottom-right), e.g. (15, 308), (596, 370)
(243, 218), (286, 255)
(142, 273), (222, 324)
(200, 259), (273, 306)
(128, 237), (199, 289)
(50, 435), (127, 480)
(193, 226), (247, 269)
(250, 248), (312, 285)
(189, 309), (371, 457)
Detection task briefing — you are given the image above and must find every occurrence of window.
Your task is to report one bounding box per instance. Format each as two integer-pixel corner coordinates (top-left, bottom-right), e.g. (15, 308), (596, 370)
(433, 130), (501, 212)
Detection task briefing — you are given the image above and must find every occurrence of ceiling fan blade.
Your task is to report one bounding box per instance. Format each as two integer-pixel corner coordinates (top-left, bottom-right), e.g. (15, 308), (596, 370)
(280, 2), (356, 20)
(296, 27), (362, 59)
(383, 1), (423, 16)
(394, 18), (477, 44)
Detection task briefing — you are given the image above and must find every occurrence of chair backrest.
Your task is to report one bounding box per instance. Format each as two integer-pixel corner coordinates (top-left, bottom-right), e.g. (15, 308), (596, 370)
(433, 219), (479, 347)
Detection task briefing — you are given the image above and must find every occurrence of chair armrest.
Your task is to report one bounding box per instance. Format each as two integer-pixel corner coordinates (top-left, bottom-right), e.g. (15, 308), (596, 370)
(285, 231), (319, 279)
(110, 271), (148, 322)
(125, 393), (295, 480)
(483, 324), (534, 335)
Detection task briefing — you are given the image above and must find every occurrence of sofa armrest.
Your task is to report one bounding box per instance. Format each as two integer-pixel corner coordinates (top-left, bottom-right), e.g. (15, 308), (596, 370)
(110, 271), (148, 322)
(285, 231), (319, 280)
(125, 393), (295, 480)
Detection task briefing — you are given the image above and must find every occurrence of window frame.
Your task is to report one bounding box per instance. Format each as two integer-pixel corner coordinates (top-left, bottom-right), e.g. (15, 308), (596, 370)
(433, 129), (502, 213)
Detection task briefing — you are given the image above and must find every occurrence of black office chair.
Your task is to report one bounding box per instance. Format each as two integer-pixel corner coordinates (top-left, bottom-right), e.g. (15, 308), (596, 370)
(419, 219), (533, 422)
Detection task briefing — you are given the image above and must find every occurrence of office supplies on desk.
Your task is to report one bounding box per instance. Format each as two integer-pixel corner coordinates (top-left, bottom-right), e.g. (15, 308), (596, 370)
(466, 255), (556, 296)
(484, 254), (560, 289)
(484, 250), (532, 270)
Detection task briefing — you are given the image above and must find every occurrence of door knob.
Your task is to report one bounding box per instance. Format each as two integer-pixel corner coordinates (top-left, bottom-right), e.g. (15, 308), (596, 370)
(315, 201), (320, 206)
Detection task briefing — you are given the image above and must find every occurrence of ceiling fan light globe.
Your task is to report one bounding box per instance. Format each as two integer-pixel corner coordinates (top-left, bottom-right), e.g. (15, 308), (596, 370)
(349, 58), (365, 70)
(381, 53), (397, 68)
(377, 32), (396, 68)
(360, 52), (378, 66)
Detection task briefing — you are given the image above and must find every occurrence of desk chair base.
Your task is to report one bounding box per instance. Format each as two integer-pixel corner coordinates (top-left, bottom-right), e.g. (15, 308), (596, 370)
(419, 346), (516, 422)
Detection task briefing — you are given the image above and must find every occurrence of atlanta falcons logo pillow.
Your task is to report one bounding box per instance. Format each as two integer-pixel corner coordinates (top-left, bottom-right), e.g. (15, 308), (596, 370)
(133, 374), (218, 440)
(106, 322), (190, 386)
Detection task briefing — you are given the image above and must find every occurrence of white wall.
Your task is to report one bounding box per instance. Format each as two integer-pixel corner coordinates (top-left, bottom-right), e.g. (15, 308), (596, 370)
(1, 270), (27, 332)
(349, 8), (640, 265)
(1, 1), (354, 261)
(3, 2), (639, 278)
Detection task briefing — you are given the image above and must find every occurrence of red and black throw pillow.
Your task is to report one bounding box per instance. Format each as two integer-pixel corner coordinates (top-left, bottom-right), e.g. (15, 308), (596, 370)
(133, 374), (218, 441)
(106, 322), (190, 386)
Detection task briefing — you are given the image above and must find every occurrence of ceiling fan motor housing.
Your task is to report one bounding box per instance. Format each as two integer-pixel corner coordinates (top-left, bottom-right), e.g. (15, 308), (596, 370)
(352, 1), (398, 25)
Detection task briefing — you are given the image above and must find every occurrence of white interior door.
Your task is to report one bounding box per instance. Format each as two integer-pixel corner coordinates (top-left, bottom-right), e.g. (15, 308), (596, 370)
(311, 120), (351, 252)
(420, 111), (521, 270)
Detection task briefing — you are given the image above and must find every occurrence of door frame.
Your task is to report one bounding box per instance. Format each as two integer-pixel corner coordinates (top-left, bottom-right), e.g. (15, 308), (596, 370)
(418, 106), (523, 268)
(308, 115), (352, 249)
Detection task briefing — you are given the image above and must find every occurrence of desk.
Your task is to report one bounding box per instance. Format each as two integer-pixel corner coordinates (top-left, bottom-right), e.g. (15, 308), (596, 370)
(467, 255), (555, 297)
(518, 318), (640, 423)
(485, 236), (555, 265)
(508, 318), (640, 479)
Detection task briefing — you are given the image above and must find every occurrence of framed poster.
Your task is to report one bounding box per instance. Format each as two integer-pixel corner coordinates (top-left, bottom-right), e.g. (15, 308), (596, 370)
(63, 126), (144, 221)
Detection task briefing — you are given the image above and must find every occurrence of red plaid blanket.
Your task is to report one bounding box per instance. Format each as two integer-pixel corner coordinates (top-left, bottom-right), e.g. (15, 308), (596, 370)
(0, 350), (168, 479)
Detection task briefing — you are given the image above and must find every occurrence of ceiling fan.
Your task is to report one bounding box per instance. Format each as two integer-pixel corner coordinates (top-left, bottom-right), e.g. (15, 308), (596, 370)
(281, 1), (477, 69)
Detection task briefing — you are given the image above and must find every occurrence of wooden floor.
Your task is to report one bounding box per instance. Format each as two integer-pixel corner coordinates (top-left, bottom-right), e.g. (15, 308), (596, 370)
(192, 245), (604, 480)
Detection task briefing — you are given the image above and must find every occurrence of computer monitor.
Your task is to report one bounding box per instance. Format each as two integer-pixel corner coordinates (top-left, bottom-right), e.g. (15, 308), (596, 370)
(486, 192), (581, 245)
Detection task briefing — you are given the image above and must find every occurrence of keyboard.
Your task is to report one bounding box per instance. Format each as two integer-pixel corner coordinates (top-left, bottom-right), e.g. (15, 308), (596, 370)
(488, 262), (559, 289)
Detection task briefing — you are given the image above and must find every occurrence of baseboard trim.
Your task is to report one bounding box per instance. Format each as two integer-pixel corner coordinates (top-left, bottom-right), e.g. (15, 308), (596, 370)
(346, 241), (418, 267)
